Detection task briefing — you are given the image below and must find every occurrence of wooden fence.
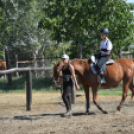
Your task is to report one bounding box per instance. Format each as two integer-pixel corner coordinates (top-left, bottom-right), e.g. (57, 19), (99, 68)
(4, 46), (61, 78)
(0, 67), (53, 111)
(12, 55), (61, 77)
(114, 49), (133, 58)
(0, 66), (76, 111)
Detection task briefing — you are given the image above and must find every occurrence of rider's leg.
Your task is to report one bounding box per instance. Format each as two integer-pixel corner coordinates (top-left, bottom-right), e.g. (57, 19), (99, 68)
(96, 55), (110, 74)
(96, 55), (110, 83)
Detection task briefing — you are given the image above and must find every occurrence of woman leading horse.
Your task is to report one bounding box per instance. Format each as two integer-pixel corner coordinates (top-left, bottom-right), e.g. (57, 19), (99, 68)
(56, 54), (80, 116)
(53, 58), (134, 115)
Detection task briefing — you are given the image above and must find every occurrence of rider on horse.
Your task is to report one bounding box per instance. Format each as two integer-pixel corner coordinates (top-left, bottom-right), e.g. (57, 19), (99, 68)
(91, 28), (113, 83)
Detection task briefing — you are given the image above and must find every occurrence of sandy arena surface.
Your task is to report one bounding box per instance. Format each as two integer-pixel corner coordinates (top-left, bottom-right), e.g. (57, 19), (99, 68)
(0, 92), (134, 134)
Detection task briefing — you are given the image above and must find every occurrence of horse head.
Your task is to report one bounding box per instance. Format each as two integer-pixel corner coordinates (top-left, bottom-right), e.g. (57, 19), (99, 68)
(52, 61), (64, 86)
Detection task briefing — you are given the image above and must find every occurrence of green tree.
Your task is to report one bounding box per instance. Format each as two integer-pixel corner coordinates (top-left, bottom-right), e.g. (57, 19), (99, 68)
(0, 0), (49, 59)
(39, 0), (134, 59)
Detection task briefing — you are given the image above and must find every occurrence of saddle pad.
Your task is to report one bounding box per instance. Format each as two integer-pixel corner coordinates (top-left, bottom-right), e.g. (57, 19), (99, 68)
(106, 59), (114, 65)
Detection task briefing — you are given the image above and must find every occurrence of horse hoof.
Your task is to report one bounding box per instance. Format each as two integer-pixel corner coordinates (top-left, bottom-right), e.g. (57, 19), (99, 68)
(103, 110), (108, 114)
(85, 111), (90, 115)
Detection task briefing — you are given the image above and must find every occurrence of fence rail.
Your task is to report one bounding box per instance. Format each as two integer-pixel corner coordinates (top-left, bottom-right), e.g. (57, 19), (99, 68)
(0, 67), (53, 111)
(0, 67), (53, 74)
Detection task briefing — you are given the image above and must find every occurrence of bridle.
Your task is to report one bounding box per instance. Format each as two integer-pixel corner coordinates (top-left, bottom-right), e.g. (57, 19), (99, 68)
(52, 60), (69, 86)
(52, 65), (63, 86)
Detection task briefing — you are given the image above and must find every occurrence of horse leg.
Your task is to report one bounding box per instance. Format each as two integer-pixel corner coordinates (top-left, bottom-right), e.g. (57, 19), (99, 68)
(92, 86), (108, 114)
(129, 80), (134, 98)
(83, 85), (90, 114)
(115, 78), (131, 113)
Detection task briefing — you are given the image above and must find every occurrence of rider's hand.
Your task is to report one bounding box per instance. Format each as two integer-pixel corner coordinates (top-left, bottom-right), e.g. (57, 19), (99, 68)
(76, 85), (80, 90)
(56, 85), (61, 90)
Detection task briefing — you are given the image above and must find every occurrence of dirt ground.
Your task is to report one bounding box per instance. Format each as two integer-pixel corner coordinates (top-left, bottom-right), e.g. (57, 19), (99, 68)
(0, 92), (134, 134)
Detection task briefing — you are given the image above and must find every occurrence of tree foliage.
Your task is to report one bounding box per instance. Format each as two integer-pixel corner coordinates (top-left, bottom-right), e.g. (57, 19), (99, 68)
(40, 0), (134, 58)
(0, 0), (48, 59)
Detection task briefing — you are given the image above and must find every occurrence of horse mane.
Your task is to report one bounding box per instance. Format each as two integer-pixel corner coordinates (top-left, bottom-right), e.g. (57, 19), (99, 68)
(70, 58), (90, 65)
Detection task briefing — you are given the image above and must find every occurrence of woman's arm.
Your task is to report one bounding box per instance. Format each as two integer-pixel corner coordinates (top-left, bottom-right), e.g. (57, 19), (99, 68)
(69, 64), (80, 90)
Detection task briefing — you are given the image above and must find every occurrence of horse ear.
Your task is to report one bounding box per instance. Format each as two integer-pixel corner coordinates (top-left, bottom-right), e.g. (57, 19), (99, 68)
(52, 62), (57, 65)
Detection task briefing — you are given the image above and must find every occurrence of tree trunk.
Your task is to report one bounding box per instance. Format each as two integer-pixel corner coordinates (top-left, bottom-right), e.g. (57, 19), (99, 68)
(15, 54), (19, 77)
(118, 49), (122, 58)
(39, 45), (45, 76)
(40, 54), (45, 76)
(3, 48), (5, 60)
(5, 47), (12, 84)
(33, 53), (38, 77)
(77, 43), (82, 59)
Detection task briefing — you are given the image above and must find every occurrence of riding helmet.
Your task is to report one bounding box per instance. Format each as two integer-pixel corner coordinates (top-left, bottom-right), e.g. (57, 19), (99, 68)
(100, 28), (109, 34)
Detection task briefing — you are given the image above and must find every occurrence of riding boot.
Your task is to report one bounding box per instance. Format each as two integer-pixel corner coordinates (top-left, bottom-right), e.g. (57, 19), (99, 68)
(98, 69), (106, 84)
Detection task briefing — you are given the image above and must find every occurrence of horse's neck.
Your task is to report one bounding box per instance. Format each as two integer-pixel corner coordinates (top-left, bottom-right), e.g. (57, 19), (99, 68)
(70, 59), (89, 77)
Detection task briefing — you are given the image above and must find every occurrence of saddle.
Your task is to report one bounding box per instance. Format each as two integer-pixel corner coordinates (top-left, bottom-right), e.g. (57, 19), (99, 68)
(90, 56), (114, 83)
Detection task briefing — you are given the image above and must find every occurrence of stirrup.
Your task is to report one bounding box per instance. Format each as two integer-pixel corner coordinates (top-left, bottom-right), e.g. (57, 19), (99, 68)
(97, 75), (106, 84)
(100, 76), (106, 83)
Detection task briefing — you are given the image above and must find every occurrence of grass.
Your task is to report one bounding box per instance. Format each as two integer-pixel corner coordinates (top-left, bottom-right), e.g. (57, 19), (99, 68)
(0, 75), (55, 93)
(97, 88), (131, 96)
(0, 76), (132, 96)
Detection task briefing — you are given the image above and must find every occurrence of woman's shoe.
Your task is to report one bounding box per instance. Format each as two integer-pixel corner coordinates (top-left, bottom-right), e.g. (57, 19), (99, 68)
(63, 110), (72, 116)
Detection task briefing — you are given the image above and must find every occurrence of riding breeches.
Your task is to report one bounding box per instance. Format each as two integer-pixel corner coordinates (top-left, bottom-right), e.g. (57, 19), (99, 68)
(94, 53), (110, 71)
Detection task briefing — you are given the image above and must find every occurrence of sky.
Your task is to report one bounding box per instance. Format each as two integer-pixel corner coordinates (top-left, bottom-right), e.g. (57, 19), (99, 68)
(126, 0), (134, 3)
(126, 0), (134, 13)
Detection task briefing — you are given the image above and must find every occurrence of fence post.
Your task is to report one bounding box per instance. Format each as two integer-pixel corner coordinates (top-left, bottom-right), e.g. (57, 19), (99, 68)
(41, 55), (45, 76)
(118, 49), (122, 58)
(3, 48), (5, 60)
(15, 55), (19, 77)
(26, 71), (32, 111)
(5, 46), (12, 84)
(33, 53), (37, 77)
(77, 43), (82, 59)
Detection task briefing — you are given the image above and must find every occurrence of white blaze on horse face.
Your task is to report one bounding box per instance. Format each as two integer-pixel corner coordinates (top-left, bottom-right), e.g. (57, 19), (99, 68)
(91, 55), (95, 63)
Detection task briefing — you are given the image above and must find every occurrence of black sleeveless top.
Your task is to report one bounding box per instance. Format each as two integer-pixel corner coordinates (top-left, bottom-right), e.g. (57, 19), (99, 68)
(62, 64), (71, 75)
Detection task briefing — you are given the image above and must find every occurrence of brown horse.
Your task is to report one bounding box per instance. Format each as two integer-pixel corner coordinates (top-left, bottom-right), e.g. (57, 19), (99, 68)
(0, 60), (6, 77)
(52, 58), (134, 114)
